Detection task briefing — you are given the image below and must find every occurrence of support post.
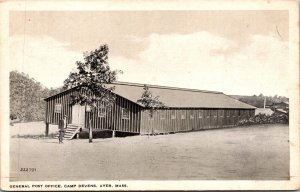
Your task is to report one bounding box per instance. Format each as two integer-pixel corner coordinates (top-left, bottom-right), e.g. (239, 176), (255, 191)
(45, 122), (49, 137)
(112, 130), (115, 138)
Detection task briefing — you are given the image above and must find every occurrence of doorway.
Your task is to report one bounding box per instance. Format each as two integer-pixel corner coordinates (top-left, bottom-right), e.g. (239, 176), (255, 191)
(72, 104), (86, 126)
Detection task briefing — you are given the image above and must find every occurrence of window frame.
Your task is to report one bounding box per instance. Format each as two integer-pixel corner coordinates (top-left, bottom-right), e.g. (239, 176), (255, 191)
(199, 110), (203, 118)
(171, 111), (176, 120)
(121, 108), (130, 120)
(206, 111), (210, 118)
(219, 110), (224, 118)
(226, 110), (230, 118)
(160, 110), (166, 120)
(181, 112), (186, 119)
(54, 103), (62, 113)
(212, 110), (217, 118)
(98, 106), (106, 118)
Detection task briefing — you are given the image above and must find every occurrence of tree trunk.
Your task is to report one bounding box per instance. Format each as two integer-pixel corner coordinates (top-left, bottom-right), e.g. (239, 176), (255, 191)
(89, 114), (93, 143)
(45, 122), (49, 137)
(88, 106), (93, 143)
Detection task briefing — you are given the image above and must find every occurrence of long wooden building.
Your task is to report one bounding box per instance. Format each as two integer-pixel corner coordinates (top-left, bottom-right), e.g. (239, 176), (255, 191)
(44, 82), (255, 138)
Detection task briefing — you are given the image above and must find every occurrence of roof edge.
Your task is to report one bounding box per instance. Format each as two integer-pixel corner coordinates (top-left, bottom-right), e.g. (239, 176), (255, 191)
(224, 94), (257, 109)
(44, 86), (77, 101)
(44, 82), (256, 110)
(44, 81), (224, 100)
(112, 81), (223, 94)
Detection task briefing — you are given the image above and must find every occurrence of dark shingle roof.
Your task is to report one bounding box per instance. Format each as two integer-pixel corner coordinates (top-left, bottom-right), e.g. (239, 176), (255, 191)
(112, 82), (255, 109)
(45, 81), (256, 109)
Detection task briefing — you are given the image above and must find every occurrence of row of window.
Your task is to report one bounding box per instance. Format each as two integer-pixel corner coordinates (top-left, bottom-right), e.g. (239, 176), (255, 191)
(54, 104), (130, 119)
(98, 107), (130, 119)
(54, 103), (250, 121)
(157, 115), (239, 120)
(154, 111), (250, 120)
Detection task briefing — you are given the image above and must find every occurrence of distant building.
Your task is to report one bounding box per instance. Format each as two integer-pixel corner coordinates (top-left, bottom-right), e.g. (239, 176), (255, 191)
(275, 108), (288, 115)
(255, 108), (274, 116)
(269, 101), (289, 113)
(265, 101), (274, 108)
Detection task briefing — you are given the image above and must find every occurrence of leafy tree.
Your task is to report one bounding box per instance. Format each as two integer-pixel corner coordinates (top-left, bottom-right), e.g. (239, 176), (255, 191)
(63, 44), (121, 143)
(10, 71), (51, 122)
(137, 85), (166, 116)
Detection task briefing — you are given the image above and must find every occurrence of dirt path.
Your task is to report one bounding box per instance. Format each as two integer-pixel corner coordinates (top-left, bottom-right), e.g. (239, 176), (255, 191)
(10, 123), (289, 181)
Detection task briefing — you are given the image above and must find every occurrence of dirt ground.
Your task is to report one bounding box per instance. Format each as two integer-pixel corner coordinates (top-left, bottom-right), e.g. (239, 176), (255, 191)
(9, 122), (289, 181)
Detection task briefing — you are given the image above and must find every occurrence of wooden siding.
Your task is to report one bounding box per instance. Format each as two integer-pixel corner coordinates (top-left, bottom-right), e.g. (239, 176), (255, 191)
(85, 96), (141, 133)
(45, 89), (142, 133)
(46, 88), (255, 135)
(140, 108), (255, 135)
(45, 89), (77, 125)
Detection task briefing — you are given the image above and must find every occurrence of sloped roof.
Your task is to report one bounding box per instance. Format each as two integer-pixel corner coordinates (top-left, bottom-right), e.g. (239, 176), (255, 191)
(45, 81), (256, 109)
(276, 109), (288, 114)
(111, 82), (255, 109)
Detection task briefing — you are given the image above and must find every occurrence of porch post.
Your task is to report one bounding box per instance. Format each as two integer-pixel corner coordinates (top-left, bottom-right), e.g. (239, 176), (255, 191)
(112, 130), (115, 138)
(45, 122), (49, 136)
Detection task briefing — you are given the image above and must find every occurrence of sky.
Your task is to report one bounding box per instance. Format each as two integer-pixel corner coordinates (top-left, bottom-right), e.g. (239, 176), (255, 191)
(9, 11), (289, 96)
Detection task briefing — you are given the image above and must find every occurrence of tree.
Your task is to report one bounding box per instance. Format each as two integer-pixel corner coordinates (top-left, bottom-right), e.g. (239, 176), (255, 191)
(137, 85), (166, 135)
(63, 44), (121, 143)
(10, 71), (50, 122)
(137, 85), (166, 115)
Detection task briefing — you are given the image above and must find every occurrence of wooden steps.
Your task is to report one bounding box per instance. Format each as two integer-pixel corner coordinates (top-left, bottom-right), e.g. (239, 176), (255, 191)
(55, 124), (82, 140)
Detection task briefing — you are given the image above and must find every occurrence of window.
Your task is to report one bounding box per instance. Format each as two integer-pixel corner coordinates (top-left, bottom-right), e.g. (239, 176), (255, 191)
(190, 114), (194, 119)
(160, 111), (166, 119)
(122, 108), (130, 119)
(98, 106), (106, 117)
(199, 111), (203, 118)
(226, 111), (230, 118)
(171, 112), (176, 119)
(219, 110), (224, 118)
(205, 110), (210, 118)
(212, 110), (217, 118)
(181, 113), (186, 119)
(54, 104), (62, 113)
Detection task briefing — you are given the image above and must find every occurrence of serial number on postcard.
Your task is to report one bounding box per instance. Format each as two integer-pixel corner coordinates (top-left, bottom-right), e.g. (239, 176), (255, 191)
(20, 168), (36, 172)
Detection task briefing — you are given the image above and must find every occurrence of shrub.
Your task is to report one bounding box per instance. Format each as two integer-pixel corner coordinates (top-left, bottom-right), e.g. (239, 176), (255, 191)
(237, 112), (288, 126)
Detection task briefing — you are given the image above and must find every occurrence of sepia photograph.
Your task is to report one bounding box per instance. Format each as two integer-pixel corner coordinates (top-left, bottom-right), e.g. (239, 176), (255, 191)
(0, 0), (299, 191)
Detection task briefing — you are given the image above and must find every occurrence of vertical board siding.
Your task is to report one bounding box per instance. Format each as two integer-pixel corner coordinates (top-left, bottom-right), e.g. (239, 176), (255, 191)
(140, 108), (255, 135)
(85, 96), (141, 133)
(46, 89), (76, 125)
(45, 89), (142, 133)
(45, 88), (255, 135)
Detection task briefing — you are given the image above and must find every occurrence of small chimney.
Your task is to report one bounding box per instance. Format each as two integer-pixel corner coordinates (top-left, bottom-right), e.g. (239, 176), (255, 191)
(264, 96), (266, 109)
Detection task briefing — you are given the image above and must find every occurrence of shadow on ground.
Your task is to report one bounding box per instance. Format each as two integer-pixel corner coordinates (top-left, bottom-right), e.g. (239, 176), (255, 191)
(11, 133), (57, 139)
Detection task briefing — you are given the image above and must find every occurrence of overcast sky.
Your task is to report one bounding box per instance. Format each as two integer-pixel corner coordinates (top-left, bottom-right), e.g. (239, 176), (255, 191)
(9, 11), (289, 96)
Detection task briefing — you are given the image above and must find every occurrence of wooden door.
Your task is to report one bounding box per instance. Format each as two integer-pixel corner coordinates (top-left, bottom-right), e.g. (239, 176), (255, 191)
(72, 104), (85, 126)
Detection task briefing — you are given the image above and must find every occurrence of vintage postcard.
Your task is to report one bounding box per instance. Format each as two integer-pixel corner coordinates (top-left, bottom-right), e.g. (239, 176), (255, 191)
(0, 0), (299, 191)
